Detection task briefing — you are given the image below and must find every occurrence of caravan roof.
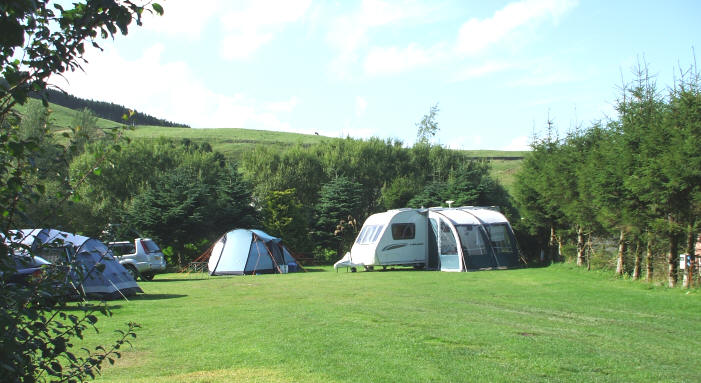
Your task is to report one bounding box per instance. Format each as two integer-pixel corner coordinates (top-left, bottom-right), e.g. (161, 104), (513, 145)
(430, 209), (481, 225)
(458, 207), (509, 224)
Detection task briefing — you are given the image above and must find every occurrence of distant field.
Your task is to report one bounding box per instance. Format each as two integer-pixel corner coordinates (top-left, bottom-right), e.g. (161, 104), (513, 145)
(15, 98), (122, 130)
(126, 126), (329, 158)
(126, 126), (525, 190)
(460, 149), (527, 158)
(17, 100), (526, 189)
(76, 264), (700, 383)
(489, 159), (522, 194)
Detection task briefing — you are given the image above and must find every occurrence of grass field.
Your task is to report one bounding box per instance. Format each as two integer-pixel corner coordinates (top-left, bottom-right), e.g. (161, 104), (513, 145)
(125, 125), (329, 158)
(76, 264), (700, 383)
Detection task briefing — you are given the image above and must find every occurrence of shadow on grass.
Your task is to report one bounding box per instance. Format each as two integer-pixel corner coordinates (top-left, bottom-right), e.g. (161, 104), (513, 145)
(375, 267), (419, 272)
(145, 276), (211, 282)
(301, 268), (327, 273)
(56, 304), (124, 311)
(132, 293), (187, 301)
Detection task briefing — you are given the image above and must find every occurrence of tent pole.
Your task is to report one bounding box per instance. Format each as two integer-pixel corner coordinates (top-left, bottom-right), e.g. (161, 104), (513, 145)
(108, 279), (129, 302)
(264, 243), (282, 274)
(252, 234), (265, 274)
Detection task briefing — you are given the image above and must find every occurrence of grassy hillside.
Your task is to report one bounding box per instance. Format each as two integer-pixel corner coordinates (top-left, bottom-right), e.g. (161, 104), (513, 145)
(127, 126), (525, 193)
(15, 98), (124, 130)
(18, 100), (525, 190)
(126, 125), (329, 158)
(77, 265), (700, 382)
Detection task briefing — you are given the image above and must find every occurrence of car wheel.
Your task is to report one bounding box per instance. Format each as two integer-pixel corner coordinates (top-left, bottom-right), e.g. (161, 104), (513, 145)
(125, 265), (139, 281)
(141, 272), (155, 281)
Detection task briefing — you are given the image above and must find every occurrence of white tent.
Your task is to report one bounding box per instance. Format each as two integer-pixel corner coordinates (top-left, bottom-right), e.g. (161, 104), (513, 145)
(11, 229), (142, 299)
(207, 229), (302, 275)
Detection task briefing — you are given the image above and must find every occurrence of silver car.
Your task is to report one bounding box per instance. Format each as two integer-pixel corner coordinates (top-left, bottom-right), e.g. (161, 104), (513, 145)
(109, 238), (167, 281)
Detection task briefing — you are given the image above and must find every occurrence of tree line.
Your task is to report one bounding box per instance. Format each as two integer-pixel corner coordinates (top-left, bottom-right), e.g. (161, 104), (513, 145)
(514, 62), (700, 288)
(18, 103), (515, 266)
(31, 88), (190, 127)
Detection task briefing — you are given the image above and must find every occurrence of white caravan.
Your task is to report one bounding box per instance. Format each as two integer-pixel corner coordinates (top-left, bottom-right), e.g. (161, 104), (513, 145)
(334, 207), (520, 272)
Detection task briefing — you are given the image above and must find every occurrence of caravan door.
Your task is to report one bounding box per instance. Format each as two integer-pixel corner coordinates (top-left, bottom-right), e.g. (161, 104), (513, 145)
(435, 217), (462, 271)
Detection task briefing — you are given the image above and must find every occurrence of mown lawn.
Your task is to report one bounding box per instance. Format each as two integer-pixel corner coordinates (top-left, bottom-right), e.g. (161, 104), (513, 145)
(76, 264), (701, 382)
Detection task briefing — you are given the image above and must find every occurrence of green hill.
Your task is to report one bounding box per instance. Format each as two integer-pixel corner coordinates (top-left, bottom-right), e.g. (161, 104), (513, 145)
(18, 99), (526, 192)
(126, 125), (330, 158)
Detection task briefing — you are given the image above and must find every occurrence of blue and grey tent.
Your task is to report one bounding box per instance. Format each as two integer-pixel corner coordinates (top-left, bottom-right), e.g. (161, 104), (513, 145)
(9, 229), (142, 299)
(207, 229), (303, 275)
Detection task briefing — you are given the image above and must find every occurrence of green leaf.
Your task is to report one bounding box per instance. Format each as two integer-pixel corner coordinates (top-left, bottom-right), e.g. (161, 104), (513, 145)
(152, 3), (164, 15)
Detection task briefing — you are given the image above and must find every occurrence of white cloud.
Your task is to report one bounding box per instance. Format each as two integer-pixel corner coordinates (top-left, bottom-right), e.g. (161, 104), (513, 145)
(340, 120), (375, 139)
(455, 0), (578, 55)
(509, 68), (580, 87)
(364, 42), (448, 76)
(360, 0), (420, 27)
(326, 0), (436, 78)
(54, 45), (297, 132)
(501, 135), (531, 151)
(355, 96), (368, 117)
(446, 135), (482, 150)
(220, 31), (275, 60)
(142, 0), (222, 40)
(357, 0), (577, 78)
(219, 0), (312, 60)
(452, 61), (516, 82)
(266, 96), (300, 113)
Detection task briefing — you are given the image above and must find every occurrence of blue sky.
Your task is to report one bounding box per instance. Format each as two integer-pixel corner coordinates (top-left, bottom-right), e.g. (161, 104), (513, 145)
(56, 0), (700, 150)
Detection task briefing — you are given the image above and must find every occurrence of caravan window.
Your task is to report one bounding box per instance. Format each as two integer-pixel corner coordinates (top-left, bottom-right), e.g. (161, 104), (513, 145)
(371, 225), (384, 242)
(356, 227), (369, 244)
(356, 225), (384, 244)
(392, 223), (415, 240)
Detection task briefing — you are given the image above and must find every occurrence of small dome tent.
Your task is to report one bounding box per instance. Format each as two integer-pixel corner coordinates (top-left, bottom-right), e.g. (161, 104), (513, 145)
(207, 229), (302, 275)
(11, 229), (142, 299)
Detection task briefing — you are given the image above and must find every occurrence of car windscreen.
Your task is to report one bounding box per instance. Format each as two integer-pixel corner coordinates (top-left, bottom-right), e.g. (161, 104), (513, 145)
(110, 244), (135, 256)
(142, 240), (161, 253)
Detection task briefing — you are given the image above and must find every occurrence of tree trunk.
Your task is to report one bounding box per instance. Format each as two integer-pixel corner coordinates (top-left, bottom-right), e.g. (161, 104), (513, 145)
(645, 233), (654, 283)
(616, 229), (627, 276)
(586, 234), (592, 271)
(684, 223), (696, 289)
(576, 226), (585, 267)
(549, 225), (557, 263)
(632, 238), (641, 280)
(668, 215), (678, 288)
